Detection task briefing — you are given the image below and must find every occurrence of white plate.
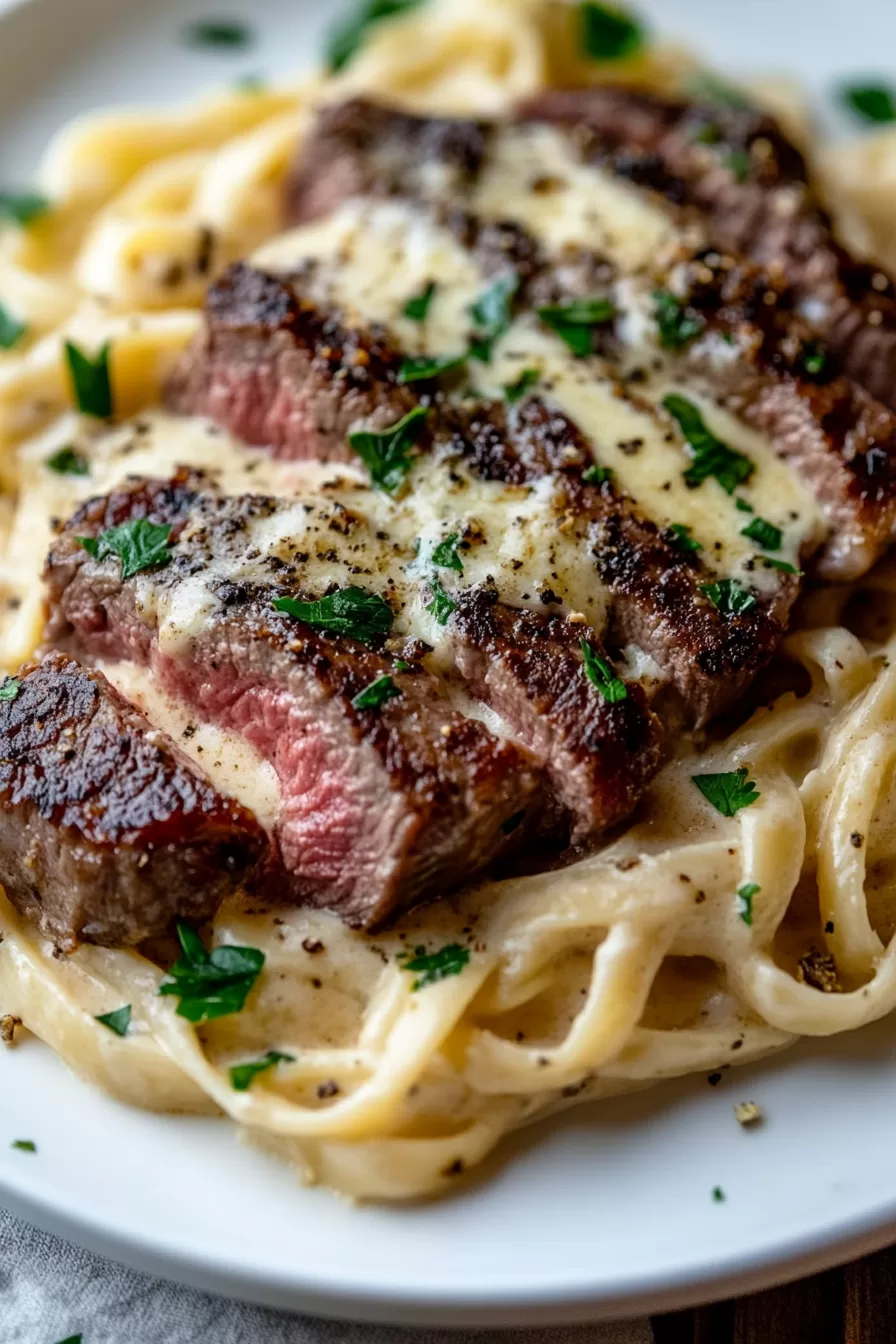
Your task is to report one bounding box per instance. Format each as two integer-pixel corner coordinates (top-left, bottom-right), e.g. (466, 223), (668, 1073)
(3, 0), (896, 1327)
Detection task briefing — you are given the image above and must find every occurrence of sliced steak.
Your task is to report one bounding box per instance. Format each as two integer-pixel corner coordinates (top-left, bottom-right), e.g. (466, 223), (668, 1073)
(521, 85), (896, 412)
(42, 475), (546, 929)
(0, 652), (265, 952)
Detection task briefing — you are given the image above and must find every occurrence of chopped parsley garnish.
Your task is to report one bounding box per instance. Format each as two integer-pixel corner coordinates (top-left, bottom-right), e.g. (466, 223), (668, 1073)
(229, 1050), (295, 1092)
(352, 674), (401, 711)
(663, 393), (754, 494)
(427, 577), (457, 625)
(700, 578), (757, 616)
(273, 587), (394, 643)
(326, 0), (422, 72)
(583, 463), (613, 485)
(687, 71), (749, 109)
(398, 353), (465, 384)
(182, 19), (255, 48)
(579, 2), (644, 61)
(726, 149), (751, 183)
(0, 301), (26, 350)
(536, 296), (616, 357)
(11, 1139), (36, 1152)
(394, 658), (412, 672)
(735, 497), (754, 513)
(403, 281), (436, 321)
(693, 121), (722, 145)
(653, 290), (705, 349)
(158, 920), (265, 1024)
(348, 405), (427, 492)
(46, 445), (89, 476)
(840, 82), (896, 124)
(580, 639), (628, 704)
(431, 533), (464, 572)
(763, 557), (801, 575)
(95, 1005), (131, 1037)
(64, 340), (113, 418)
(737, 882), (760, 926)
(712, 1185), (726, 1203)
(0, 677), (20, 702)
(55, 1337), (83, 1344)
(399, 943), (470, 990)
(740, 516), (782, 551)
(0, 190), (49, 226)
(692, 767), (760, 818)
(503, 367), (540, 403)
(78, 519), (172, 581)
(800, 340), (829, 379)
(469, 271), (519, 362)
(668, 522), (703, 553)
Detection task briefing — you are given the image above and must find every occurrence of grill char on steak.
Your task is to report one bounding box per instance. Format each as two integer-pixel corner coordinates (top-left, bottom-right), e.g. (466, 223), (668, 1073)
(273, 96), (896, 583)
(0, 653), (265, 951)
(42, 474), (664, 925)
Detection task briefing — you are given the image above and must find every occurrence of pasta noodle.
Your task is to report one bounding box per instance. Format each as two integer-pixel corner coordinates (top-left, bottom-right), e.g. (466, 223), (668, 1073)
(3, 0), (896, 1202)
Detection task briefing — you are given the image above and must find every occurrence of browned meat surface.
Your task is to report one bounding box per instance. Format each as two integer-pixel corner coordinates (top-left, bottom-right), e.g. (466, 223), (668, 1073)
(41, 476), (559, 930)
(0, 653), (265, 952)
(520, 85), (896, 413)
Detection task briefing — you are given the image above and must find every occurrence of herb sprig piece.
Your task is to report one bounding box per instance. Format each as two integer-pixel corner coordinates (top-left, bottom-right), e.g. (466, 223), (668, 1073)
(404, 281), (436, 321)
(0, 677), (20, 702)
(580, 640), (628, 703)
(0, 190), (49, 226)
(841, 82), (896, 124)
(0, 301), (26, 350)
(46, 445), (89, 475)
(326, 0), (422, 72)
(583, 463), (613, 486)
(352, 674), (401, 711)
(668, 522), (703, 554)
(427, 578), (457, 625)
(11, 1139), (36, 1153)
(182, 19), (255, 48)
(229, 1050), (295, 1092)
(653, 290), (705, 349)
(741, 516), (782, 551)
(700, 578), (757, 616)
(348, 405), (427, 492)
(64, 340), (113, 418)
(504, 367), (540, 403)
(398, 353), (465, 384)
(469, 272), (519, 361)
(431, 533), (464, 572)
(399, 943), (470, 990)
(536, 296), (616, 357)
(78, 519), (172, 581)
(692, 767), (760, 818)
(737, 882), (760, 926)
(273, 587), (394, 643)
(579, 2), (644, 61)
(664, 393), (754, 494)
(95, 1005), (131, 1037)
(158, 921), (265, 1024)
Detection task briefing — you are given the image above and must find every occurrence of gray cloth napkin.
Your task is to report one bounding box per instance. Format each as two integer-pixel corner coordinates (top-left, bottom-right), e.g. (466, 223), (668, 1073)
(1, 1207), (653, 1343)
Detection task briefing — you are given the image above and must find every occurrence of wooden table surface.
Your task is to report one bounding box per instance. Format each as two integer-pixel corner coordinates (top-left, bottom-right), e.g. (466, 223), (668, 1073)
(650, 1246), (896, 1343)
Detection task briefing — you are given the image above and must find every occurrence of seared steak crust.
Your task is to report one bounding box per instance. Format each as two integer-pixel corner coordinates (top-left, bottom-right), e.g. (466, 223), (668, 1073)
(0, 653), (265, 951)
(43, 476), (545, 929)
(521, 86), (896, 412)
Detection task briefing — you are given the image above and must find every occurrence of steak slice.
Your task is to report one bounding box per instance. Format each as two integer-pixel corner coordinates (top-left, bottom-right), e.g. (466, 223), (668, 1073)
(521, 85), (896, 413)
(0, 652), (265, 952)
(42, 475), (546, 929)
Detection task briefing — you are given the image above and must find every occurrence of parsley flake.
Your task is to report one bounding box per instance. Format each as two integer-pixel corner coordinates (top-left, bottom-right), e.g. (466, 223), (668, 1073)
(800, 340), (829, 379)
(403, 281), (436, 321)
(0, 190), (49, 227)
(229, 1050), (295, 1092)
(55, 1337), (83, 1344)
(735, 497), (754, 513)
(727, 149), (751, 183)
(700, 578), (757, 616)
(182, 19), (255, 48)
(394, 658), (412, 672)
(579, 2), (644, 61)
(740, 516), (782, 551)
(841, 82), (896, 124)
(0, 301), (26, 350)
(399, 943), (470, 990)
(348, 405), (427, 492)
(95, 1005), (131, 1037)
(664, 393), (754, 494)
(0, 677), (20, 702)
(158, 921), (265, 1024)
(326, 0), (422, 72)
(692, 767), (760, 818)
(712, 1185), (726, 1203)
(653, 290), (705, 349)
(469, 272), (519, 362)
(580, 639), (628, 703)
(46, 445), (89, 476)
(737, 882), (760, 926)
(273, 587), (394, 643)
(668, 522), (703, 554)
(12, 1139), (36, 1152)
(536, 296), (616, 357)
(583, 463), (613, 485)
(431, 533), (464, 572)
(78, 519), (172, 581)
(763, 557), (801, 575)
(64, 340), (113, 418)
(427, 578), (457, 625)
(352, 674), (401, 711)
(398, 353), (465, 384)
(503, 367), (540, 403)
